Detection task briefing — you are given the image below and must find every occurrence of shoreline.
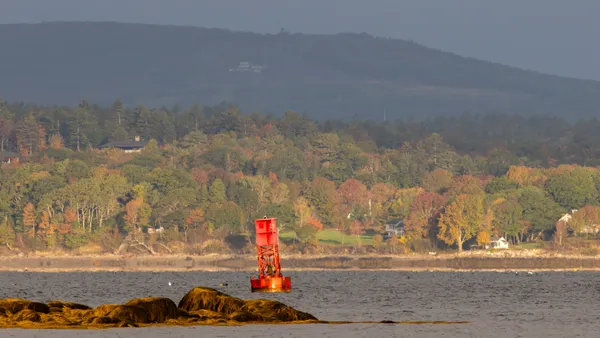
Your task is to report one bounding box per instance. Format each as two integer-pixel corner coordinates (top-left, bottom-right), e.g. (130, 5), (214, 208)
(1, 252), (600, 272)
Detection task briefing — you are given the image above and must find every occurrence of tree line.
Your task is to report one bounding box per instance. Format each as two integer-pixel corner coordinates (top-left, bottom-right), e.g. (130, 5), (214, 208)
(0, 97), (598, 255)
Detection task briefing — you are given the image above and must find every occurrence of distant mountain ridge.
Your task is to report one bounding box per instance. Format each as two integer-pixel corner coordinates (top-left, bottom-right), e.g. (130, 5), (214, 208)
(0, 21), (599, 120)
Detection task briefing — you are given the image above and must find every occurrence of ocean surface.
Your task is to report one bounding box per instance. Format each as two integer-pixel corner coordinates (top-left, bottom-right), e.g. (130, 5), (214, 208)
(1, 270), (599, 337)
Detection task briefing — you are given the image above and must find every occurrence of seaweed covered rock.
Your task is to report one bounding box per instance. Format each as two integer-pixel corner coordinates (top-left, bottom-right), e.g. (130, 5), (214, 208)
(90, 316), (115, 325)
(125, 297), (179, 323)
(93, 304), (150, 323)
(13, 309), (41, 322)
(0, 299), (50, 314)
(242, 299), (317, 322)
(0, 285), (318, 328)
(177, 287), (317, 323)
(39, 312), (75, 325)
(178, 287), (245, 315)
(47, 301), (91, 311)
(229, 311), (266, 322)
(187, 309), (224, 320)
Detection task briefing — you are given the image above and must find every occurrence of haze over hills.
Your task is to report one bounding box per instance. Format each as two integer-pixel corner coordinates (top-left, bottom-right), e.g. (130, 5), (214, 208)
(1, 21), (600, 120)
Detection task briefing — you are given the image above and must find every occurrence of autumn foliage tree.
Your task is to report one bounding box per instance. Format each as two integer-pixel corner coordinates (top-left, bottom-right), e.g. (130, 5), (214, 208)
(49, 133), (65, 149)
(38, 211), (58, 248)
(124, 198), (151, 232)
(437, 194), (484, 252)
(476, 230), (491, 247)
(405, 192), (446, 238)
(184, 208), (205, 243)
(23, 203), (36, 238)
(293, 197), (323, 243)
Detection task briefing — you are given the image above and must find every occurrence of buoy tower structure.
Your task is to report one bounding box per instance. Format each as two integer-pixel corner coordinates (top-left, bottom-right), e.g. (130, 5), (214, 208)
(250, 217), (291, 292)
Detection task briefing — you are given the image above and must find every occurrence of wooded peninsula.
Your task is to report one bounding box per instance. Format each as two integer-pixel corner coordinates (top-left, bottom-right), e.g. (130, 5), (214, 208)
(0, 97), (599, 266)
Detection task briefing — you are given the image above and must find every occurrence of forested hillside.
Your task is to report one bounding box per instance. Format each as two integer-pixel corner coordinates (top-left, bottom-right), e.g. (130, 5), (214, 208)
(1, 22), (600, 119)
(0, 99), (599, 256)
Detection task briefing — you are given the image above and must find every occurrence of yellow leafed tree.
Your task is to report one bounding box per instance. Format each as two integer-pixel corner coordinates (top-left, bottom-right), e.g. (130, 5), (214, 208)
(437, 194), (484, 252)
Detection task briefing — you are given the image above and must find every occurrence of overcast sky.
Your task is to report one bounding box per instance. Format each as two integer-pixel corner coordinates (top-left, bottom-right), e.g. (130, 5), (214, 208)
(1, 0), (599, 80)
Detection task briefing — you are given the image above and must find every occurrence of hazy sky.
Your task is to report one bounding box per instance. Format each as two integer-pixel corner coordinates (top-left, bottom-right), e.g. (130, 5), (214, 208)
(2, 0), (599, 80)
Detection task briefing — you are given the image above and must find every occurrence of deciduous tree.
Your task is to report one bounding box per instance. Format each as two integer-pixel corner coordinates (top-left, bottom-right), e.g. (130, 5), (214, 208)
(405, 192), (446, 238)
(23, 202), (36, 238)
(437, 194), (484, 252)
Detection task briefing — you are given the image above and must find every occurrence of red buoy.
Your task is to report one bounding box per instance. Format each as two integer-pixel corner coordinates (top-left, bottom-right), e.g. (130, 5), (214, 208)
(250, 217), (291, 293)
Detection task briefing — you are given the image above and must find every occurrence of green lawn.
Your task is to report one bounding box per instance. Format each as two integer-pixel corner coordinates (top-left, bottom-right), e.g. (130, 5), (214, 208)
(280, 229), (375, 246)
(513, 242), (544, 249)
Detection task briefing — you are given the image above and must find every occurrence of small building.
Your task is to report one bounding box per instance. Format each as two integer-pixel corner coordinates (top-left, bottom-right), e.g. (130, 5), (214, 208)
(384, 219), (404, 239)
(485, 236), (509, 249)
(0, 151), (20, 164)
(148, 226), (165, 234)
(99, 136), (147, 153)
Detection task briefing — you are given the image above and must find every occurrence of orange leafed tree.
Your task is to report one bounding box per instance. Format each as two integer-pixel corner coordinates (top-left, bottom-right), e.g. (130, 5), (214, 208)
(49, 133), (64, 149)
(294, 197), (323, 231)
(268, 171), (279, 185)
(337, 178), (369, 208)
(58, 207), (77, 235)
(124, 197), (151, 232)
(306, 214), (324, 231)
(38, 211), (50, 235)
(38, 211), (58, 247)
(476, 230), (491, 247)
(506, 166), (547, 187)
(22, 202), (36, 238)
(184, 208), (205, 243)
(125, 198), (142, 232)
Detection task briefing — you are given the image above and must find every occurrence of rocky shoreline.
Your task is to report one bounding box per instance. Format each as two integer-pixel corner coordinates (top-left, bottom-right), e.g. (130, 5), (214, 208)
(1, 252), (600, 272)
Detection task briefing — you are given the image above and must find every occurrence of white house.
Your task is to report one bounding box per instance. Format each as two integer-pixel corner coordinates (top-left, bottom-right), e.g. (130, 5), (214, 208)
(148, 226), (165, 234)
(558, 209), (600, 234)
(384, 219), (404, 239)
(485, 236), (509, 249)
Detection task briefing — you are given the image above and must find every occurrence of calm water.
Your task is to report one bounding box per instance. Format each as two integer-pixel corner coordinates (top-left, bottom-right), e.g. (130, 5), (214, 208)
(1, 270), (599, 337)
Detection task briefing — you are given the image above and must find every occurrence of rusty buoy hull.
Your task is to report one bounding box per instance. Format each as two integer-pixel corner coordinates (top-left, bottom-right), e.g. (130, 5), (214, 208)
(251, 276), (292, 293)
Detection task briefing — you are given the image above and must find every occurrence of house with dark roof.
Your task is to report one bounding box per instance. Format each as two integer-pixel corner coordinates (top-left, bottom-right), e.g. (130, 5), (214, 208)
(99, 136), (148, 153)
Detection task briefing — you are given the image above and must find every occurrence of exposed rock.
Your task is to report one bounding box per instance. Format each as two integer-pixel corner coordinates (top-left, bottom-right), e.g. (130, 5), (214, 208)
(178, 287), (245, 315)
(124, 297), (179, 323)
(0, 286), (319, 328)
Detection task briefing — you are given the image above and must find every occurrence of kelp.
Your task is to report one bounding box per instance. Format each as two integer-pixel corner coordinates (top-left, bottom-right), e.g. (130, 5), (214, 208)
(0, 286), (319, 329)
